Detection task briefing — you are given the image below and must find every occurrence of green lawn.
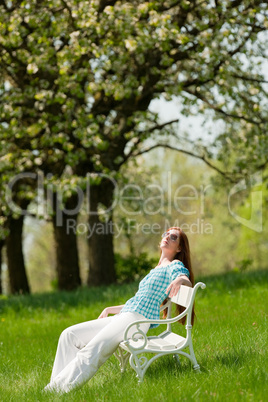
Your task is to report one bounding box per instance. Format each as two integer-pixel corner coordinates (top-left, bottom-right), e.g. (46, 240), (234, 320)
(0, 270), (267, 401)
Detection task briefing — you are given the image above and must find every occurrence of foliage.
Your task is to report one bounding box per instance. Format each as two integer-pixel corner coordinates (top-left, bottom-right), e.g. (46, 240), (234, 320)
(0, 0), (267, 189)
(234, 258), (253, 272)
(0, 269), (267, 400)
(115, 252), (158, 283)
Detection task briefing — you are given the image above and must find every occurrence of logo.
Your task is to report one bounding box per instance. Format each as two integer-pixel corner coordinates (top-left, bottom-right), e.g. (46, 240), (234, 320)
(228, 172), (262, 232)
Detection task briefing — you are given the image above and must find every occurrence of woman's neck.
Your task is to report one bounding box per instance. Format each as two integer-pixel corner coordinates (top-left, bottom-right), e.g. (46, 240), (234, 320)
(157, 256), (173, 266)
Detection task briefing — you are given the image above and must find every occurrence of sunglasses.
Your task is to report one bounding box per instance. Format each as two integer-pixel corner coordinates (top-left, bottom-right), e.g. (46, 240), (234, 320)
(161, 232), (179, 242)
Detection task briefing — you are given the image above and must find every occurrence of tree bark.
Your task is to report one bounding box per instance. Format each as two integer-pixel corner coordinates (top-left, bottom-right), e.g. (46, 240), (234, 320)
(0, 240), (4, 294)
(52, 192), (81, 291)
(6, 215), (30, 294)
(87, 179), (116, 286)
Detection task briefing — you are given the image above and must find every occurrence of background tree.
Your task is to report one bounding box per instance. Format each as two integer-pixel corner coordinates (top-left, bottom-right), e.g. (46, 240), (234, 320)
(51, 190), (82, 290)
(0, 0), (267, 290)
(0, 159), (36, 294)
(0, 239), (4, 294)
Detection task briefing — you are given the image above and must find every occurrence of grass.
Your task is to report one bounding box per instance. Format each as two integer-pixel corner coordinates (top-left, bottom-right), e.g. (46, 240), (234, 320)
(0, 269), (267, 401)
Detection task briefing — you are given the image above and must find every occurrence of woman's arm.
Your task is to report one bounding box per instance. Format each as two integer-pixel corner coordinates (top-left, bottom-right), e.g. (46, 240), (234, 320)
(98, 304), (125, 319)
(165, 275), (192, 298)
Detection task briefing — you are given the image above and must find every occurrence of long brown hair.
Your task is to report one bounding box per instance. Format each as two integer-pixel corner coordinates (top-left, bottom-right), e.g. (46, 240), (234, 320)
(161, 227), (195, 325)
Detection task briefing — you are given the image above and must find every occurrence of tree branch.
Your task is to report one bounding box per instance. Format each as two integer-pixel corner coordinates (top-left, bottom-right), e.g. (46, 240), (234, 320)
(131, 143), (238, 183)
(184, 88), (263, 126)
(60, 0), (77, 30)
(98, 0), (117, 14)
(123, 119), (180, 163)
(137, 119), (180, 135)
(230, 73), (268, 84)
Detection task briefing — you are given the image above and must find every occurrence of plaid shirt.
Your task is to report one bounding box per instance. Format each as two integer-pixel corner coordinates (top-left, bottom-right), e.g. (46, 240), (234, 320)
(121, 261), (190, 328)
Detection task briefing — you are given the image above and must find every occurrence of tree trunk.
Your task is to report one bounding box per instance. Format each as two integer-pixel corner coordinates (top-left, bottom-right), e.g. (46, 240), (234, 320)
(6, 215), (30, 294)
(52, 192), (81, 291)
(87, 179), (116, 286)
(0, 240), (4, 294)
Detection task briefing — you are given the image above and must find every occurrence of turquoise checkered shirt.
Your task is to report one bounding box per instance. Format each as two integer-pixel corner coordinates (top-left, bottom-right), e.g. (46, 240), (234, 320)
(121, 261), (190, 328)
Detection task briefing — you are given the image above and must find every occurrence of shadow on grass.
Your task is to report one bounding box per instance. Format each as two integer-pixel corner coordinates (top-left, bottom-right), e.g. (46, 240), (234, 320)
(0, 281), (139, 314)
(0, 269), (267, 314)
(199, 345), (257, 373)
(115, 353), (206, 383)
(214, 347), (255, 368)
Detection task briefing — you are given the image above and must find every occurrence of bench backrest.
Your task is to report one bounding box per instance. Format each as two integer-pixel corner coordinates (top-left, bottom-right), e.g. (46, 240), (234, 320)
(170, 285), (193, 308)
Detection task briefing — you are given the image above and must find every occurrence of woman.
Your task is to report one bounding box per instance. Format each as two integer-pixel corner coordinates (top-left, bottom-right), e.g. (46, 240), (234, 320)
(44, 227), (194, 393)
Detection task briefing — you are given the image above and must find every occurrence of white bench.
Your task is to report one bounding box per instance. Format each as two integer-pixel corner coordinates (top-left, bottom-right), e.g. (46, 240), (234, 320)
(114, 282), (206, 382)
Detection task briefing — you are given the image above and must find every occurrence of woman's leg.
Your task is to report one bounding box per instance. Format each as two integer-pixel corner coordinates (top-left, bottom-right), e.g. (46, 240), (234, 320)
(46, 312), (149, 393)
(50, 316), (114, 380)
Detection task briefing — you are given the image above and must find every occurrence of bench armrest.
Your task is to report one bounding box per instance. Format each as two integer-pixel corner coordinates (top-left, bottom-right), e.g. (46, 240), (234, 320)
(122, 308), (189, 350)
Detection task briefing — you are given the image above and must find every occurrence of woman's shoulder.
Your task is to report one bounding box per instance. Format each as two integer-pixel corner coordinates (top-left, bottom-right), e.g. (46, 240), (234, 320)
(170, 260), (190, 279)
(170, 259), (189, 271)
(171, 259), (184, 266)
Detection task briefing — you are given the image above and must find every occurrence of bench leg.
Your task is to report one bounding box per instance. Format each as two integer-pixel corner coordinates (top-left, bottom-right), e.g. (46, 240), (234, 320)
(188, 342), (201, 372)
(193, 363), (200, 372)
(129, 353), (149, 383)
(114, 347), (130, 373)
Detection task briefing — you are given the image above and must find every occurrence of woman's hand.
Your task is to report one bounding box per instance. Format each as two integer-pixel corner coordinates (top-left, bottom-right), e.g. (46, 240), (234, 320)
(166, 275), (192, 298)
(98, 304), (125, 319)
(98, 308), (109, 319)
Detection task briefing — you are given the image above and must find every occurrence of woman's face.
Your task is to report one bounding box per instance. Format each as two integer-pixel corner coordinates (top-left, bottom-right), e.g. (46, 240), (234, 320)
(160, 229), (181, 256)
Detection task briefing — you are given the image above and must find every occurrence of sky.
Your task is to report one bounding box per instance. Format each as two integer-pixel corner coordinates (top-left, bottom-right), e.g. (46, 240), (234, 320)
(149, 96), (224, 146)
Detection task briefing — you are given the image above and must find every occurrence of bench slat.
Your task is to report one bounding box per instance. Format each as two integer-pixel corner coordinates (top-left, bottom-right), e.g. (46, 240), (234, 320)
(171, 285), (193, 307)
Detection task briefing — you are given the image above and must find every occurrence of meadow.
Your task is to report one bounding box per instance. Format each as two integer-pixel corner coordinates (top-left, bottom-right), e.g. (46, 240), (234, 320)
(0, 269), (267, 402)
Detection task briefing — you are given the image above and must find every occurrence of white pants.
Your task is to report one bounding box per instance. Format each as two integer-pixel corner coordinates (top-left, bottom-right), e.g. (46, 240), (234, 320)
(44, 312), (149, 393)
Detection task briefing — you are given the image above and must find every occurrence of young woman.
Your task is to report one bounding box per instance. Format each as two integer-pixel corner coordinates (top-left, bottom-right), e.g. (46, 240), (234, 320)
(44, 227), (194, 393)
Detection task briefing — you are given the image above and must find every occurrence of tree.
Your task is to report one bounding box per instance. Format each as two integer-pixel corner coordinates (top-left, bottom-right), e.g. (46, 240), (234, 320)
(0, 0), (267, 288)
(0, 239), (4, 294)
(6, 208), (30, 294)
(0, 168), (34, 294)
(51, 191), (82, 289)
